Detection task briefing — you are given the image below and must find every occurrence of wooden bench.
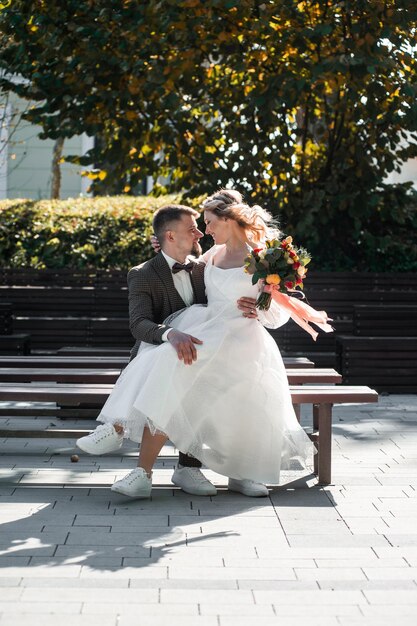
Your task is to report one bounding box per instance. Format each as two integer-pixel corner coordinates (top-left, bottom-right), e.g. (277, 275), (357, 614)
(0, 367), (341, 385)
(0, 356), (129, 368)
(336, 335), (417, 393)
(0, 355), (315, 369)
(57, 347), (131, 357)
(13, 316), (132, 351)
(0, 302), (13, 335)
(0, 334), (31, 356)
(353, 304), (417, 337)
(0, 381), (377, 485)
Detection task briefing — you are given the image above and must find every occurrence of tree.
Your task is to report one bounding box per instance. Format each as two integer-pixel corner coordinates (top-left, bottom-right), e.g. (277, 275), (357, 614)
(1, 0), (417, 268)
(50, 136), (64, 199)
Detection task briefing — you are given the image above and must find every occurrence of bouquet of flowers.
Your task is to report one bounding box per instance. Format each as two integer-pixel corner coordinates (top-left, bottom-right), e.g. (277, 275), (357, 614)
(245, 236), (333, 341)
(244, 236), (311, 311)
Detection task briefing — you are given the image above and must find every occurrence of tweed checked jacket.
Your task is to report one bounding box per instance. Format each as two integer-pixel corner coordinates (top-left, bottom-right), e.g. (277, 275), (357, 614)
(128, 252), (207, 360)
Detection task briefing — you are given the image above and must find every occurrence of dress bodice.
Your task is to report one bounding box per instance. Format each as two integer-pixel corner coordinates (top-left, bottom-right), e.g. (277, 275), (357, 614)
(204, 246), (258, 316)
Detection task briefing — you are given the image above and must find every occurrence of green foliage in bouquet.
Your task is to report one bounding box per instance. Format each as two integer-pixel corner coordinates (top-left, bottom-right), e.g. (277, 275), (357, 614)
(0, 196), (179, 269)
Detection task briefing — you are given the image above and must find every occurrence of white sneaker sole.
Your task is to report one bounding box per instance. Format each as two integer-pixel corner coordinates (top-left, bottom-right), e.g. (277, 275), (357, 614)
(171, 477), (217, 497)
(228, 483), (269, 497)
(110, 483), (151, 498)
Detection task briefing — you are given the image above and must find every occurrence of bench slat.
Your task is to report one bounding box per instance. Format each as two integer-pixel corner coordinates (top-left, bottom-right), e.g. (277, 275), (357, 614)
(0, 367), (341, 384)
(0, 382), (377, 404)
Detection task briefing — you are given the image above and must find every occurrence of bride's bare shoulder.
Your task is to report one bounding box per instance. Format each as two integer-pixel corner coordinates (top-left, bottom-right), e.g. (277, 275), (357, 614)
(200, 244), (224, 264)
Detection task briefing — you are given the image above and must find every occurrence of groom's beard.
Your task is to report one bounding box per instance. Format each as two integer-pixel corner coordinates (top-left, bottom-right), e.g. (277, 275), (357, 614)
(191, 241), (202, 257)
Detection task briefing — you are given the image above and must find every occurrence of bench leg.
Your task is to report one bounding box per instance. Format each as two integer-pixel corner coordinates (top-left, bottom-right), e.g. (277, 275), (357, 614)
(313, 404), (319, 430)
(293, 404), (301, 422)
(317, 403), (333, 486)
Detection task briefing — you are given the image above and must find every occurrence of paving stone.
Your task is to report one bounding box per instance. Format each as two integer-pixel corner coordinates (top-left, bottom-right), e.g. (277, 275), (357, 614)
(286, 534), (391, 548)
(20, 587), (158, 603)
(80, 565), (167, 579)
(0, 578), (21, 587)
(0, 601), (82, 614)
(74, 514), (169, 527)
(236, 580), (319, 590)
(0, 615), (118, 626)
(220, 616), (339, 626)
(315, 558), (408, 568)
(65, 530), (184, 547)
(160, 589), (254, 604)
(0, 557), (30, 566)
(255, 547), (376, 559)
(279, 519), (350, 535)
(317, 580), (417, 590)
(54, 545), (151, 558)
(272, 605), (362, 617)
(118, 617), (217, 626)
(19, 578), (129, 588)
(295, 567), (367, 580)
(384, 535), (417, 547)
(168, 566), (296, 580)
(223, 558), (316, 568)
(123, 554), (224, 567)
(363, 567), (417, 580)
(200, 603), (275, 616)
(254, 589), (366, 605)
(363, 590), (417, 604)
(0, 565), (82, 578)
(129, 579), (238, 589)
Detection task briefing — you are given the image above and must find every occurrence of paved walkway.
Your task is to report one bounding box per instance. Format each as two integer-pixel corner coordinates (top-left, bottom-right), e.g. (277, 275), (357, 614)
(1, 395), (417, 625)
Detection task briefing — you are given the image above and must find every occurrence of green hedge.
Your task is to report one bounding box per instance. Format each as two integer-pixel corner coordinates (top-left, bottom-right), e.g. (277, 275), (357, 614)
(1, 193), (417, 271)
(0, 196), (186, 269)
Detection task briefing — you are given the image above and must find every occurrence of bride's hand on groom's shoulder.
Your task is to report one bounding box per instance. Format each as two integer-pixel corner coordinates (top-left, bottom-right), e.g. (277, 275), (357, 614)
(168, 329), (203, 365)
(151, 234), (161, 253)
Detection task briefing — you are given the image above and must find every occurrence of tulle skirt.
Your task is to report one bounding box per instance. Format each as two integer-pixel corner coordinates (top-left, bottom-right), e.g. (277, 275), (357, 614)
(97, 303), (314, 483)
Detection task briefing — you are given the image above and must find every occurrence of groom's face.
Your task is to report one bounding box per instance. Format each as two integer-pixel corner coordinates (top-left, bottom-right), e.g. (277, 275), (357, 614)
(171, 214), (203, 257)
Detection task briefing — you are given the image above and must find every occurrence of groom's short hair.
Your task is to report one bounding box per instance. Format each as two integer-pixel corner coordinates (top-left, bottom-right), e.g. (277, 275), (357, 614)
(153, 204), (199, 241)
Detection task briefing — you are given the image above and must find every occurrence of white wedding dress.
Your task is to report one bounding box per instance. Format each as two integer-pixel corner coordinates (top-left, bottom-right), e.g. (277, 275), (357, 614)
(97, 245), (314, 484)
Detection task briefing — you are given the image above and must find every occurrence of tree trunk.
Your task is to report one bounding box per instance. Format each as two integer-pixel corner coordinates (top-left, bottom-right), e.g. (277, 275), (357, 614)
(51, 137), (64, 199)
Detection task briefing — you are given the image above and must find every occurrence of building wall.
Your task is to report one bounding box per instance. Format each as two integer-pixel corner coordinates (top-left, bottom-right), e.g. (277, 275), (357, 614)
(1, 92), (91, 200)
(385, 158), (417, 188)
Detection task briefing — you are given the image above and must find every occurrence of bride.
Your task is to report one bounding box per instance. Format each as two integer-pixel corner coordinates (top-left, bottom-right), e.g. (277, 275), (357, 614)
(80, 189), (314, 498)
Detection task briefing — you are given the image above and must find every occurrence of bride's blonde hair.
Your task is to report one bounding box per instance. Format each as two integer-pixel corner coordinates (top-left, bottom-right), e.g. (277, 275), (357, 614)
(200, 189), (280, 244)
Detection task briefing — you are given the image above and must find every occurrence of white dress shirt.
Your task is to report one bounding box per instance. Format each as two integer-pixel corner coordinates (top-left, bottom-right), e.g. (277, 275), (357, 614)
(161, 251), (195, 341)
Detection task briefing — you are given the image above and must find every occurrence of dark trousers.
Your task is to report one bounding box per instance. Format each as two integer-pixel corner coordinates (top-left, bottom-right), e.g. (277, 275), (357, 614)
(178, 452), (202, 468)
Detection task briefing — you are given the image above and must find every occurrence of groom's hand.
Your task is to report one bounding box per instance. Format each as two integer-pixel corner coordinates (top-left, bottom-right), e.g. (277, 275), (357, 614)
(237, 297), (258, 319)
(168, 329), (203, 365)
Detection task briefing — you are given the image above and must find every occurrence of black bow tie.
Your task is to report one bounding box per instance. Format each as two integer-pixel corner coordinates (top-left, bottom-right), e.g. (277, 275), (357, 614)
(172, 261), (195, 274)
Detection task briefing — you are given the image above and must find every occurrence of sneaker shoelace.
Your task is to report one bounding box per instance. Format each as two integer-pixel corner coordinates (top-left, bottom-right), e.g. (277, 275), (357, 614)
(91, 425), (115, 441)
(124, 469), (148, 484)
(188, 469), (210, 484)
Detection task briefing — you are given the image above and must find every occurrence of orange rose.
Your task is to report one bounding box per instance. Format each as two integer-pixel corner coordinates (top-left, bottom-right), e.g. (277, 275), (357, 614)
(266, 274), (281, 285)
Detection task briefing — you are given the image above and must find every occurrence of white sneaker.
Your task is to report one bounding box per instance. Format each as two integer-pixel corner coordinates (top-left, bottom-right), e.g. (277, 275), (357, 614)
(76, 423), (123, 455)
(172, 465), (217, 496)
(228, 478), (269, 497)
(111, 468), (152, 498)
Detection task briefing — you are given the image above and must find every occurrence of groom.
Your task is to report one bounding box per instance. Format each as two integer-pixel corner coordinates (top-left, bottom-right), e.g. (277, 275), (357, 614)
(77, 203), (268, 497)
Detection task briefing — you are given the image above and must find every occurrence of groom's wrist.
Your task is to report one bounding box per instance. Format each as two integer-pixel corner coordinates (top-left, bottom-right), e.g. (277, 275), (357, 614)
(162, 328), (173, 342)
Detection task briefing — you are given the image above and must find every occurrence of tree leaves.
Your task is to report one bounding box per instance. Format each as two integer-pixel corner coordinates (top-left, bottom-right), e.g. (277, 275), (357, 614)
(1, 0), (417, 268)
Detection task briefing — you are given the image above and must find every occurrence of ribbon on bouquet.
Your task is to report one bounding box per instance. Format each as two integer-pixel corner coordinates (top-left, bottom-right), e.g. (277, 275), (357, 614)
(264, 284), (334, 341)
